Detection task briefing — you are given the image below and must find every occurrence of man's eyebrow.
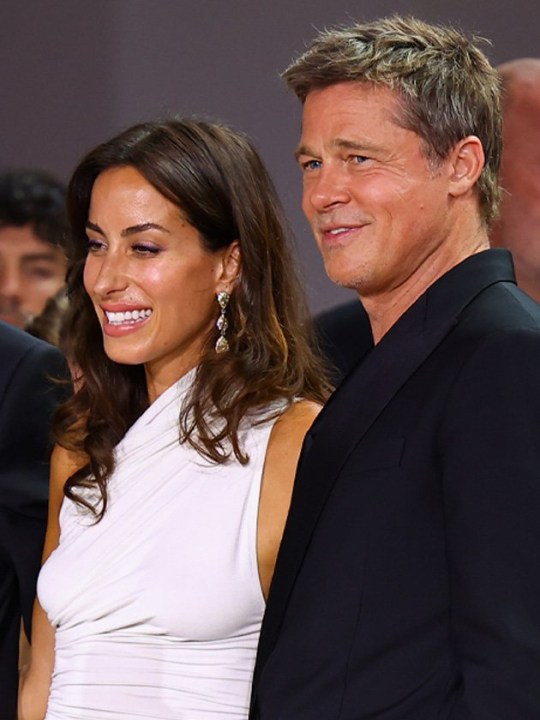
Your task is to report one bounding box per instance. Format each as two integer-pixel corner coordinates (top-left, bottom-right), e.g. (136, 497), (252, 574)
(294, 138), (381, 161)
(85, 220), (170, 236)
(334, 138), (379, 153)
(294, 144), (314, 161)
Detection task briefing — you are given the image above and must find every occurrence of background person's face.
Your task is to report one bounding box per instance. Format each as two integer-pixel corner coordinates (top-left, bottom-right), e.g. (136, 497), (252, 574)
(491, 87), (540, 296)
(0, 225), (66, 327)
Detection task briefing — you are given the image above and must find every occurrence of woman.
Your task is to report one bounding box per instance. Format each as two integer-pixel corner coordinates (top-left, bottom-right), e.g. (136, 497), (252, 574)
(19, 119), (330, 719)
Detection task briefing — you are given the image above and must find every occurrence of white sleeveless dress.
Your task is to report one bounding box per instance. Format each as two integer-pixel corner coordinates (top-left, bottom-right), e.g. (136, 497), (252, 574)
(38, 372), (283, 719)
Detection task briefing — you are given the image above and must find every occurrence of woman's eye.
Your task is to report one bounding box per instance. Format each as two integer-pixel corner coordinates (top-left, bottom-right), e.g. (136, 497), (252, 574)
(86, 238), (105, 253)
(133, 243), (160, 256)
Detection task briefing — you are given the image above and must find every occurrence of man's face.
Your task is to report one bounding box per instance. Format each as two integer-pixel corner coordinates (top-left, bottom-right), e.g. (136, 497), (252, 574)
(0, 225), (66, 327)
(297, 82), (455, 301)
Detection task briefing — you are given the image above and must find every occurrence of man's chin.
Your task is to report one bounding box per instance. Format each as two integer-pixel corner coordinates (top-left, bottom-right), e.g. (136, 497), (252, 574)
(324, 265), (363, 291)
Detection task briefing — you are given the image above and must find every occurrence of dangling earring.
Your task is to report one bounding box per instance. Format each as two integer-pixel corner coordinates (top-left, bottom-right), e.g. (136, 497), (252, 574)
(215, 291), (230, 354)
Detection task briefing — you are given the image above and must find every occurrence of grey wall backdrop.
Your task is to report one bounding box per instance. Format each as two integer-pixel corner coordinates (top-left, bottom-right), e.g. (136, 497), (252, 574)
(1, 0), (538, 312)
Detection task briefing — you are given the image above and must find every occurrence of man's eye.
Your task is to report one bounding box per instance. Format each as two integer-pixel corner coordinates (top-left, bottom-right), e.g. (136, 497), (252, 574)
(301, 159), (322, 172)
(350, 155), (369, 164)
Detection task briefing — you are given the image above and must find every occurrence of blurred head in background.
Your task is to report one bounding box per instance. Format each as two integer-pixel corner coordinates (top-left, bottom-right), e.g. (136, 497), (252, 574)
(491, 58), (540, 302)
(0, 168), (67, 327)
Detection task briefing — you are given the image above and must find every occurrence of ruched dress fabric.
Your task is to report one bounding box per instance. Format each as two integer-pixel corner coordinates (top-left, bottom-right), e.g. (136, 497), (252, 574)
(38, 372), (283, 719)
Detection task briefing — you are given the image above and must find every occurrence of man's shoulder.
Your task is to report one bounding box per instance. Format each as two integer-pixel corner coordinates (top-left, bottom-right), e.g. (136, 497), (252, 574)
(464, 280), (540, 334)
(414, 249), (539, 341)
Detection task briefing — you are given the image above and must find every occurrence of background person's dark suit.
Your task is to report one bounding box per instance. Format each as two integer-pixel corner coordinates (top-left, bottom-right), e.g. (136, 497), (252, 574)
(313, 299), (373, 386)
(0, 321), (70, 719)
(251, 249), (540, 719)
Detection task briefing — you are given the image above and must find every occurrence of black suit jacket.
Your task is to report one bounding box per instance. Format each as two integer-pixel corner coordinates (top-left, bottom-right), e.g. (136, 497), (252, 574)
(0, 322), (70, 719)
(251, 249), (540, 719)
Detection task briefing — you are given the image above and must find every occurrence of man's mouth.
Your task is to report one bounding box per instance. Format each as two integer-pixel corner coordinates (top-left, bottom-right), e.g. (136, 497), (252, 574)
(326, 227), (354, 236)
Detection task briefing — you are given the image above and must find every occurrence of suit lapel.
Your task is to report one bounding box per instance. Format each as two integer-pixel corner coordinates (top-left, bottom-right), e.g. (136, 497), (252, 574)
(254, 249), (516, 682)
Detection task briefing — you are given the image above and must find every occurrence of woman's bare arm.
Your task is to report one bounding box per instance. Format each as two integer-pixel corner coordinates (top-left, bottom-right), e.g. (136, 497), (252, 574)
(18, 445), (84, 720)
(257, 400), (321, 599)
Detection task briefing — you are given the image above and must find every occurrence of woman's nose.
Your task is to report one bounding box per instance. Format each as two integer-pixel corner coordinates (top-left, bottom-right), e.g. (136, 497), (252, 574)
(86, 252), (129, 297)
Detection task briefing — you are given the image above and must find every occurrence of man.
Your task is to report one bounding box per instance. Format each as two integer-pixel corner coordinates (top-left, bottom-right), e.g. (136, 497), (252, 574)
(0, 169), (67, 328)
(0, 321), (70, 718)
(491, 58), (540, 302)
(251, 16), (540, 719)
(320, 57), (540, 386)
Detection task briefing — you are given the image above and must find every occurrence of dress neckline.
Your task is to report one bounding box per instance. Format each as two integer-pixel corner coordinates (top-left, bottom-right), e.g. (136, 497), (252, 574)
(122, 368), (197, 447)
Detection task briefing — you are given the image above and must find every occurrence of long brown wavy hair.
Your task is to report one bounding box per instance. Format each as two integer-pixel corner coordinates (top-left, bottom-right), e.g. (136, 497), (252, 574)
(55, 118), (331, 520)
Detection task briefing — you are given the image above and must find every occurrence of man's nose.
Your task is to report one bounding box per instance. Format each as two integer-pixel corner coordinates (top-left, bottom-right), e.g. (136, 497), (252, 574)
(305, 167), (351, 213)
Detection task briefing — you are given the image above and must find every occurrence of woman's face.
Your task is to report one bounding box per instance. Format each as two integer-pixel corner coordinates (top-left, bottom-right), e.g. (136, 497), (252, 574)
(83, 165), (237, 401)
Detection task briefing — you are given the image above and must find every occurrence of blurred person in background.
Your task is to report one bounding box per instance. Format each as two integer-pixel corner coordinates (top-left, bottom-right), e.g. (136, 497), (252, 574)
(313, 297), (372, 385)
(25, 288), (70, 351)
(491, 58), (540, 302)
(0, 321), (70, 720)
(0, 169), (67, 329)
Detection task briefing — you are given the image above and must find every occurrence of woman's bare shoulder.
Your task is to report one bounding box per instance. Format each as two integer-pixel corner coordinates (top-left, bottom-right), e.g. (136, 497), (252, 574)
(270, 399), (321, 447)
(49, 444), (87, 503)
(51, 444), (86, 480)
(265, 399), (321, 471)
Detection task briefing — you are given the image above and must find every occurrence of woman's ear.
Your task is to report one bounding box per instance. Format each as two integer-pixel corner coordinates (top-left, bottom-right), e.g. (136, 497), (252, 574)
(217, 240), (241, 289)
(448, 135), (485, 198)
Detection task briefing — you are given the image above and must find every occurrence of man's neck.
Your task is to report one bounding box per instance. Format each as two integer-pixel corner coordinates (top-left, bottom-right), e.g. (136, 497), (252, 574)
(363, 233), (490, 344)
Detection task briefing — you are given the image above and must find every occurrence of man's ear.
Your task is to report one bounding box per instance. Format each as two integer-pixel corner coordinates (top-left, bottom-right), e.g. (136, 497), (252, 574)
(218, 240), (241, 289)
(448, 135), (485, 198)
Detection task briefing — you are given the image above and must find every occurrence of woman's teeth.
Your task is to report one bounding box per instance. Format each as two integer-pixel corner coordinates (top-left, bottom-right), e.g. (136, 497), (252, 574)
(105, 309), (152, 325)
